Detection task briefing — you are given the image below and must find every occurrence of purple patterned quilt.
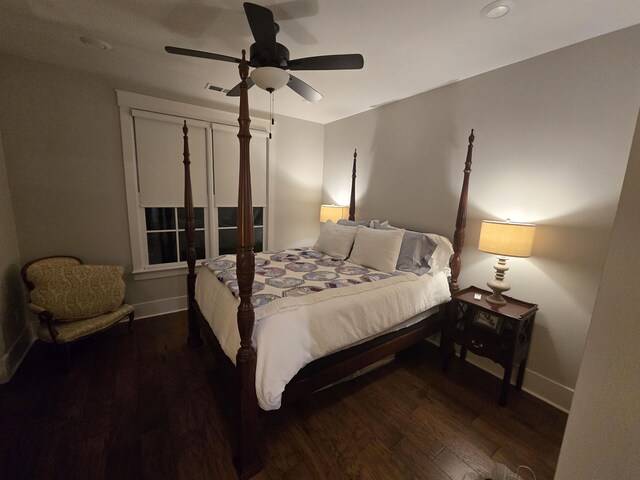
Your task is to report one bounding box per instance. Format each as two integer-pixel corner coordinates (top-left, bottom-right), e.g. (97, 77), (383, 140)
(202, 247), (409, 316)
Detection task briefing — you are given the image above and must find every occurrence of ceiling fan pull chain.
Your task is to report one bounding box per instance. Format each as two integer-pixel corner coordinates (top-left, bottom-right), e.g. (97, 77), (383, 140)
(269, 92), (274, 139)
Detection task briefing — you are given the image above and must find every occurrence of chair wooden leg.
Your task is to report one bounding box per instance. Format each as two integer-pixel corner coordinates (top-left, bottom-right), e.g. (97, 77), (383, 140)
(64, 343), (72, 372)
(128, 311), (135, 334)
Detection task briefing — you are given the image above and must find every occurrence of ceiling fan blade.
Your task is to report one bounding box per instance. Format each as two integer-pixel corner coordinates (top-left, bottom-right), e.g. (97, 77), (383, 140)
(287, 74), (322, 102)
(288, 54), (364, 71)
(165, 46), (241, 64)
(226, 77), (255, 97)
(243, 2), (277, 53)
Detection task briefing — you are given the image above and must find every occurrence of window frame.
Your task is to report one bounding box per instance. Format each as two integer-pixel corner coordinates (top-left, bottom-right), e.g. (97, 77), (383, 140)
(117, 91), (274, 280)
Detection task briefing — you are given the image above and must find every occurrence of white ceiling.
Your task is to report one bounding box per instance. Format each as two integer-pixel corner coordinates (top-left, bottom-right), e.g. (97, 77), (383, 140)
(1, 0), (639, 124)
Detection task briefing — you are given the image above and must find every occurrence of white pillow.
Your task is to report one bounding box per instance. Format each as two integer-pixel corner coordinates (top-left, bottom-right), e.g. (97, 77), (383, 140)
(371, 221), (454, 275)
(349, 225), (405, 273)
(312, 220), (358, 259)
(427, 234), (454, 273)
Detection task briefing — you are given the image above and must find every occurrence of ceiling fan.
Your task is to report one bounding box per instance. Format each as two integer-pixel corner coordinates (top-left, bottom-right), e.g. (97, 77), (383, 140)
(165, 2), (364, 103)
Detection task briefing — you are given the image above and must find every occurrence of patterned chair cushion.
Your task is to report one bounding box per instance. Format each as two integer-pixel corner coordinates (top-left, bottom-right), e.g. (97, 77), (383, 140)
(37, 304), (134, 343)
(27, 264), (126, 320)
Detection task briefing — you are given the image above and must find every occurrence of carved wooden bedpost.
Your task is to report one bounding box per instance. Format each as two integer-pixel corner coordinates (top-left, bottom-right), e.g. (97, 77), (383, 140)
(235, 50), (263, 479)
(442, 130), (475, 365)
(349, 149), (357, 221)
(449, 129), (475, 293)
(183, 121), (203, 347)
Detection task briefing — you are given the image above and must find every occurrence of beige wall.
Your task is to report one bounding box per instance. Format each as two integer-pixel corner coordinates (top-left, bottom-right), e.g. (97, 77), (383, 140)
(323, 25), (640, 409)
(0, 53), (324, 374)
(0, 131), (28, 382)
(0, 53), (179, 307)
(555, 107), (640, 479)
(273, 114), (324, 249)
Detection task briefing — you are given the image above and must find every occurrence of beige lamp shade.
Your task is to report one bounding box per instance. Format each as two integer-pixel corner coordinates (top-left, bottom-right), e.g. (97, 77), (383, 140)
(478, 220), (536, 258)
(320, 204), (349, 223)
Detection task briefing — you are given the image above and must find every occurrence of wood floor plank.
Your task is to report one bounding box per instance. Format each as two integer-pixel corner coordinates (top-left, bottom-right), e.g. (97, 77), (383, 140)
(471, 415), (561, 471)
(343, 367), (447, 458)
(281, 461), (321, 480)
(139, 424), (178, 480)
(388, 437), (451, 480)
(261, 412), (307, 476)
(68, 431), (109, 480)
(105, 408), (142, 480)
(340, 386), (405, 450)
(284, 411), (341, 479)
(433, 447), (480, 480)
(410, 403), (497, 475)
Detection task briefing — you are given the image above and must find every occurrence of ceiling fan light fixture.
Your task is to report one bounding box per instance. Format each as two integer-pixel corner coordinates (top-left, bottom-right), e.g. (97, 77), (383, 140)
(250, 67), (290, 93)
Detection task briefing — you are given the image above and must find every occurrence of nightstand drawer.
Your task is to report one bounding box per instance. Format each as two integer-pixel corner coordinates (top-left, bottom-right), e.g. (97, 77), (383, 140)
(466, 331), (503, 360)
(467, 335), (489, 355)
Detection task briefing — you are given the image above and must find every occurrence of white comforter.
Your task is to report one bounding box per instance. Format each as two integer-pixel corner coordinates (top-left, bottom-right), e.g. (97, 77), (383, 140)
(195, 262), (451, 410)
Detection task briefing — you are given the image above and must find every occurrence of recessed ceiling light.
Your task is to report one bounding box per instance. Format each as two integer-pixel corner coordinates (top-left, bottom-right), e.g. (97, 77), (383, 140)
(481, 0), (515, 19)
(79, 36), (111, 50)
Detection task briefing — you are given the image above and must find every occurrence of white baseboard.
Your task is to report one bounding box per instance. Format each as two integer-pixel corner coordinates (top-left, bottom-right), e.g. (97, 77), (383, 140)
(426, 338), (573, 412)
(0, 323), (36, 384)
(520, 369), (574, 413)
(461, 352), (574, 413)
(131, 295), (188, 320)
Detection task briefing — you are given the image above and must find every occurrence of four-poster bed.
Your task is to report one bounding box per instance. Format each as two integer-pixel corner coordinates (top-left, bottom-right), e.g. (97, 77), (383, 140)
(181, 51), (475, 479)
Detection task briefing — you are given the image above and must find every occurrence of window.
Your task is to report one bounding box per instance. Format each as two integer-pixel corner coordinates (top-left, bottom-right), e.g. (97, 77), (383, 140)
(218, 207), (264, 254)
(145, 207), (206, 264)
(117, 91), (272, 280)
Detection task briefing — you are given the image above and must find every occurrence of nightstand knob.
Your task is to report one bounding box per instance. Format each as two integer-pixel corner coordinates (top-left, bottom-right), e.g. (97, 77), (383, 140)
(471, 339), (484, 349)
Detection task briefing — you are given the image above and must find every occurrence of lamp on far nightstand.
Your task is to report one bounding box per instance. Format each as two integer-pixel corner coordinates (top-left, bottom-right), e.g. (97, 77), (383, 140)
(320, 204), (349, 223)
(478, 220), (536, 306)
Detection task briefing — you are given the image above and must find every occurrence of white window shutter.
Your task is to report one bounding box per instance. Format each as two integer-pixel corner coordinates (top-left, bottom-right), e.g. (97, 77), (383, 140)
(251, 133), (268, 207)
(212, 124), (267, 207)
(133, 111), (208, 207)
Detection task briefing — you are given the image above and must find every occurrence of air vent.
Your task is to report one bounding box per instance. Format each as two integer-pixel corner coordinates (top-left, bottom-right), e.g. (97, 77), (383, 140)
(205, 83), (230, 94)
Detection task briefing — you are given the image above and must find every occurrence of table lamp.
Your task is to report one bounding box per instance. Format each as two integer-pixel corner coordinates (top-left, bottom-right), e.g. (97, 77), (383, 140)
(478, 220), (536, 306)
(320, 204), (349, 223)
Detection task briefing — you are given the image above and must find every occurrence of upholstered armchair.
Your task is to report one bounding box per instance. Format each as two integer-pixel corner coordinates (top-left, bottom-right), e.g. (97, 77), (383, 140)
(21, 256), (134, 368)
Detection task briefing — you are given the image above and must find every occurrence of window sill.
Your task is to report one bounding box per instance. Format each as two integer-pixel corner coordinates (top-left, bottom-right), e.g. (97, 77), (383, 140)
(132, 264), (201, 281)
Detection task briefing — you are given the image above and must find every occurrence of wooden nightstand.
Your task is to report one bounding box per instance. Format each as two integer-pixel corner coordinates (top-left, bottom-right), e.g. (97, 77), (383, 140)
(442, 286), (538, 406)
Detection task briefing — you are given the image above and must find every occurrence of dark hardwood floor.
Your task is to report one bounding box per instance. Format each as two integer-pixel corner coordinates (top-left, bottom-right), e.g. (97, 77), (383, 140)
(0, 312), (566, 480)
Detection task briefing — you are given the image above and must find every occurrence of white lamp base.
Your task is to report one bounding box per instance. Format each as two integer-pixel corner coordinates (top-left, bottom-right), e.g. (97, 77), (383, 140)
(486, 256), (510, 306)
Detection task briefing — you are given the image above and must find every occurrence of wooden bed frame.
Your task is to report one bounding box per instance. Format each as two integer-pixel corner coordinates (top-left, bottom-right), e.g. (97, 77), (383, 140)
(181, 51), (475, 479)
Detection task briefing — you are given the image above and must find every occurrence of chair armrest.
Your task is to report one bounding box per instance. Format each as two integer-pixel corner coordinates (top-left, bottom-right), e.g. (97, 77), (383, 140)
(34, 308), (60, 343)
(28, 302), (47, 314)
